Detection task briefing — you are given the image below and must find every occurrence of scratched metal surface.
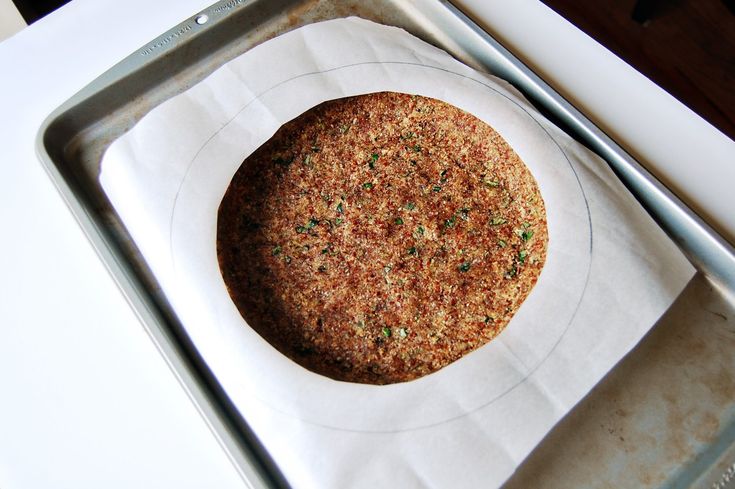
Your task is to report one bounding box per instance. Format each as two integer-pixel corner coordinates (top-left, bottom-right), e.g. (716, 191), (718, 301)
(505, 274), (735, 489)
(37, 0), (735, 487)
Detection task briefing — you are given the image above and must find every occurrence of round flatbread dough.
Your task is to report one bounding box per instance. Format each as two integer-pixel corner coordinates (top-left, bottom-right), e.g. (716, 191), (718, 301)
(217, 92), (547, 384)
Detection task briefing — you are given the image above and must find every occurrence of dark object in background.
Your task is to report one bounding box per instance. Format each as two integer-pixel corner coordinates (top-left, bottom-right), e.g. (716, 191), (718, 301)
(632, 0), (661, 23)
(541, 0), (735, 141)
(13, 0), (71, 24)
(633, 0), (735, 22)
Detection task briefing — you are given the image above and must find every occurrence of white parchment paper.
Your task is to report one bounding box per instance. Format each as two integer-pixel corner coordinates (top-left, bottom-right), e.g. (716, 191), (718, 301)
(100, 18), (693, 488)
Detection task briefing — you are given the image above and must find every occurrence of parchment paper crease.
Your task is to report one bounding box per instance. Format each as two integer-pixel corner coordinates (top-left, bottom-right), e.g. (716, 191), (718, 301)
(100, 18), (693, 489)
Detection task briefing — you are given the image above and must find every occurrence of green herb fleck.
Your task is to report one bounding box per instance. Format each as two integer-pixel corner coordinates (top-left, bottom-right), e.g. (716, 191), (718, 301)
(405, 202), (416, 210)
(307, 218), (319, 229)
(335, 218), (344, 226)
(295, 226), (307, 234)
(318, 264), (328, 272)
(408, 247), (417, 255)
(459, 208), (470, 221)
(382, 327), (392, 338)
(417, 226), (425, 236)
(296, 345), (314, 356)
(321, 247), (329, 255)
(394, 217), (404, 225)
(336, 202), (343, 213)
(272, 246), (281, 256)
(444, 216), (456, 228)
(303, 154), (312, 167)
(519, 250), (529, 263)
(362, 182), (374, 190)
(498, 239), (507, 248)
(398, 327), (408, 338)
(273, 155), (294, 166)
(240, 217), (260, 232)
(284, 255), (292, 264)
(504, 264), (518, 279)
(490, 217), (507, 226)
(484, 315), (493, 324)
(521, 229), (534, 242)
(413, 144), (422, 153)
(485, 180), (499, 187)
(368, 153), (379, 169)
(440, 169), (448, 183)
(432, 186), (442, 193)
(459, 261), (471, 272)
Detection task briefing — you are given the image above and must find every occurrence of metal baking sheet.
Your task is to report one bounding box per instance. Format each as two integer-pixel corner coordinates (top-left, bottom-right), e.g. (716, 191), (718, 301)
(36, 1), (735, 487)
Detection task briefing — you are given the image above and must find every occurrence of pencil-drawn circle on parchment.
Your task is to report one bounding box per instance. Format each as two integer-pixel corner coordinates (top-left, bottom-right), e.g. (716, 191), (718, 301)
(170, 62), (592, 432)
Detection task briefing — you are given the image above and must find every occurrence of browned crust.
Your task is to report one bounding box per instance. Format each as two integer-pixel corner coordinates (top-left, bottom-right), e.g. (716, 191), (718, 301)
(217, 92), (547, 384)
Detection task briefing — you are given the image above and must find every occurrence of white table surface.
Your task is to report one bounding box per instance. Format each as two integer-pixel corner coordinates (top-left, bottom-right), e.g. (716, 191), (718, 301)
(1, 1), (732, 488)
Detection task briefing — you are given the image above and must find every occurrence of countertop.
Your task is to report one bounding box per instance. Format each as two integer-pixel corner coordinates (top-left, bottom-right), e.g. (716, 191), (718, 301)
(1, 1), (733, 487)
